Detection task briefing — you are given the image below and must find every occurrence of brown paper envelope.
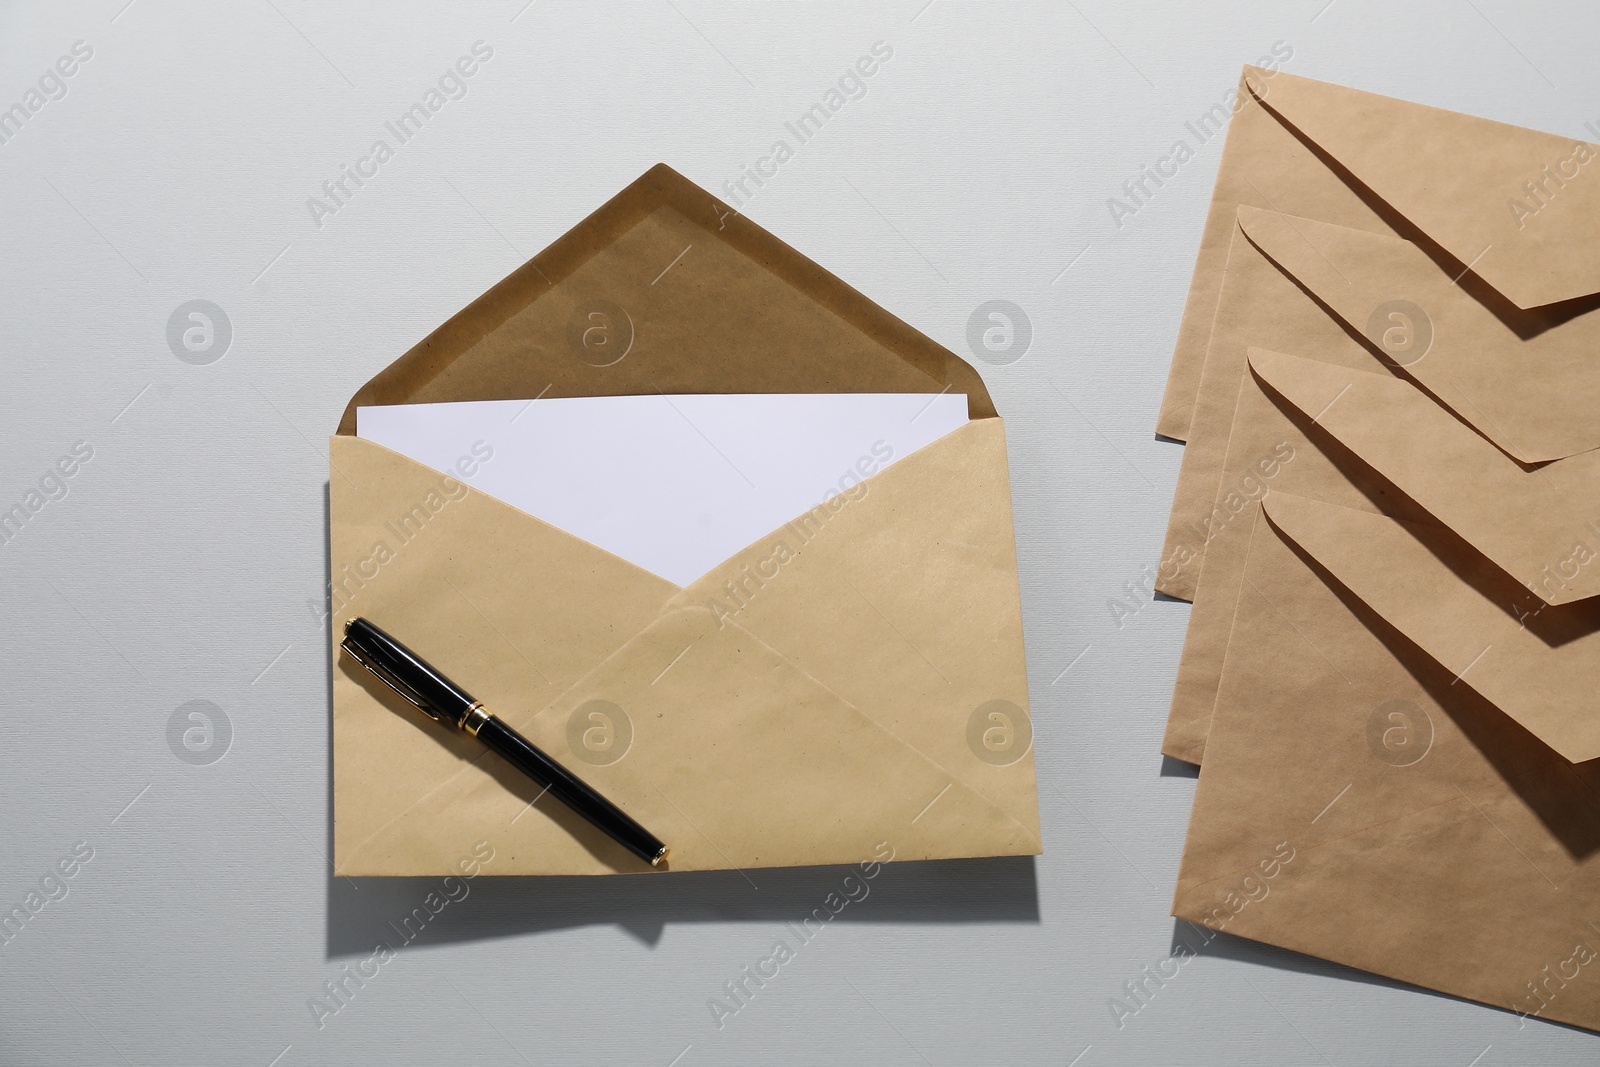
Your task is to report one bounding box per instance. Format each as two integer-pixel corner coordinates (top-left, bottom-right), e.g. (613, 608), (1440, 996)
(329, 165), (1035, 875)
(1156, 66), (1396, 442)
(1156, 201), (1600, 747)
(1163, 344), (1456, 763)
(1238, 206), (1600, 463)
(1156, 66), (1600, 442)
(1164, 330), (1600, 761)
(1157, 223), (1439, 761)
(1155, 215), (1395, 602)
(1254, 71), (1600, 310)
(332, 423), (1039, 875)
(1160, 208), (1600, 754)
(1158, 228), (1433, 758)
(1174, 503), (1600, 1033)
(1252, 348), (1600, 605)
(1260, 493), (1600, 764)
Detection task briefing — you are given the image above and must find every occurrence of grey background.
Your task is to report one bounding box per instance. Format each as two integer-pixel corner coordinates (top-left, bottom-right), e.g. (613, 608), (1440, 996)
(2, 0), (1595, 1064)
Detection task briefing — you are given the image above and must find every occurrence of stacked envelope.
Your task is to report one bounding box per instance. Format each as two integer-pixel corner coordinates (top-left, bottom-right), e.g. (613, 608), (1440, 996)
(1157, 67), (1600, 1031)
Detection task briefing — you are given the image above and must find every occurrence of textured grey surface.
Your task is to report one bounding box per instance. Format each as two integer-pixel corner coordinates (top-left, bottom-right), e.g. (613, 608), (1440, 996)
(3, 1), (1598, 1064)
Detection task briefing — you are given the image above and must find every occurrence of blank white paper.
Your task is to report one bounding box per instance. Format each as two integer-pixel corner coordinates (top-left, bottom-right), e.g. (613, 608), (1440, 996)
(356, 393), (969, 586)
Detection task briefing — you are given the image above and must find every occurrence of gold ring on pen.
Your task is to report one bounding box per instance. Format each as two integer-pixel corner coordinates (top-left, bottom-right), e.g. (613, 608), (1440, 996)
(462, 703), (492, 737)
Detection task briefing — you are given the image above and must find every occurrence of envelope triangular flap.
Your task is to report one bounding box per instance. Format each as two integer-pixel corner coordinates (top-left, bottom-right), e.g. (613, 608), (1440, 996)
(1261, 492), (1600, 763)
(668, 419), (1039, 840)
(1236, 206), (1600, 463)
(1249, 347), (1600, 604)
(1258, 70), (1600, 309)
(525, 606), (1039, 873)
(336, 164), (996, 433)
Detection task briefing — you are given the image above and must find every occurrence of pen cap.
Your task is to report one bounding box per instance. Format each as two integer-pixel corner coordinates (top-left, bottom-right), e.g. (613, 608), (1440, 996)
(342, 617), (478, 727)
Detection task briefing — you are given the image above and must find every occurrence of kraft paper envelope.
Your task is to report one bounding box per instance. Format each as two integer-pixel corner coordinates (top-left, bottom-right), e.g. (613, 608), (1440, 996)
(1258, 493), (1600, 762)
(1254, 349), (1600, 607)
(1160, 196), (1600, 601)
(1157, 210), (1600, 759)
(1174, 495), (1600, 1033)
(1165, 330), (1600, 754)
(1238, 207), (1600, 464)
(1158, 217), (1600, 760)
(1158, 220), (1435, 761)
(1154, 212), (1400, 604)
(1156, 66), (1600, 443)
(328, 164), (1039, 876)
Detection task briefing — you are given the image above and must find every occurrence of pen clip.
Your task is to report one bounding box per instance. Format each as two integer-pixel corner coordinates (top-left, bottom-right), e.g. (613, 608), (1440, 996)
(341, 637), (443, 722)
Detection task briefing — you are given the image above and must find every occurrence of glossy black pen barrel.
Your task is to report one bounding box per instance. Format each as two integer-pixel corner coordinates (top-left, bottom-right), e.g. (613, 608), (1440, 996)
(472, 714), (667, 866)
(343, 617), (477, 727)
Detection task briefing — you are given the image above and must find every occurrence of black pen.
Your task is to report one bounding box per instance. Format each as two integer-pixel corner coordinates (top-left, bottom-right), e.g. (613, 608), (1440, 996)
(340, 617), (668, 867)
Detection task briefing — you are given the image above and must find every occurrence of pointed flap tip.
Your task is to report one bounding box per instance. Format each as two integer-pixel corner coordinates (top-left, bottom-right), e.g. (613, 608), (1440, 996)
(1244, 345), (1300, 380)
(1258, 488), (1438, 568)
(1246, 346), (1382, 421)
(1233, 202), (1280, 231)
(1232, 205), (1329, 261)
(1258, 487), (1322, 534)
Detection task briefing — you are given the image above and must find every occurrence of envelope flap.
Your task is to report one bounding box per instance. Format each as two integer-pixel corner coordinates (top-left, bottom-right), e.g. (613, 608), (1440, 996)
(1261, 492), (1600, 763)
(1259, 69), (1600, 309)
(1248, 347), (1600, 604)
(1237, 206), (1600, 462)
(336, 164), (996, 434)
(665, 418), (1039, 838)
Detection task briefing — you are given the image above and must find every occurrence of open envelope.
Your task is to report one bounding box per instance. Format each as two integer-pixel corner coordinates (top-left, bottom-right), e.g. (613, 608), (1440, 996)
(327, 164), (1039, 876)
(1174, 496), (1600, 1033)
(1156, 65), (1600, 445)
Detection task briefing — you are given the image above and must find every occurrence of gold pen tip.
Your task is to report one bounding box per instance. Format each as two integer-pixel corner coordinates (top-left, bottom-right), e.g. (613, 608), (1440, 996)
(651, 847), (669, 867)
